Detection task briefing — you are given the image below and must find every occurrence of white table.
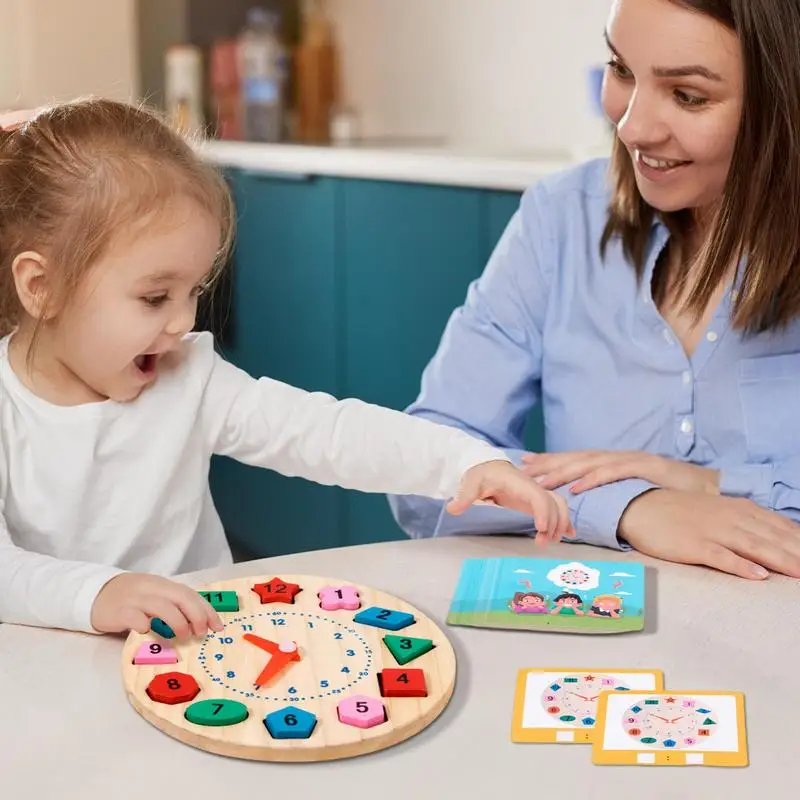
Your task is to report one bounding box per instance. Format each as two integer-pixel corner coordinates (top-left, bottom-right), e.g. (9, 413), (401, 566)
(1, 536), (797, 799)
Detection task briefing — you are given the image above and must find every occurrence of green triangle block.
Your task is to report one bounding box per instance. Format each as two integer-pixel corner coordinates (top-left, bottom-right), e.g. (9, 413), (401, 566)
(383, 634), (435, 665)
(703, 717), (717, 725)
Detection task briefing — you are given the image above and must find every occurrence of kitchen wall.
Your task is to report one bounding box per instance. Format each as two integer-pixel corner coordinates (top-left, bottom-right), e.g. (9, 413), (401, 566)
(326, 0), (615, 156)
(0, 0), (137, 111)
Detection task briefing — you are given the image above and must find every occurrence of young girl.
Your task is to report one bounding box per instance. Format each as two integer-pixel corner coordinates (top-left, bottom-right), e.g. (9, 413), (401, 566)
(0, 99), (572, 640)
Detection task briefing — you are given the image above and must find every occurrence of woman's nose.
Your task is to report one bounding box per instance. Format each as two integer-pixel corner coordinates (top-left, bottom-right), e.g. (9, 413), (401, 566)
(616, 89), (670, 151)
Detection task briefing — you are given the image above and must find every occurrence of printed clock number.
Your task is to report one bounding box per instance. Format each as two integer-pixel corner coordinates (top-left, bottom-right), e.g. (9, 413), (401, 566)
(284, 714), (298, 726)
(399, 639), (412, 649)
(149, 643), (162, 654)
(356, 701), (369, 713)
(376, 609), (391, 620)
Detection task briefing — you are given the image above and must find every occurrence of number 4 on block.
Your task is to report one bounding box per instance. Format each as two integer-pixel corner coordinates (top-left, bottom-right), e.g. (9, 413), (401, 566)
(378, 668), (427, 698)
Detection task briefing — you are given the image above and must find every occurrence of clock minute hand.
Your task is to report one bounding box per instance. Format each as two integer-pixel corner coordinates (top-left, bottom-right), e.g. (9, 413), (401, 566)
(242, 633), (279, 655)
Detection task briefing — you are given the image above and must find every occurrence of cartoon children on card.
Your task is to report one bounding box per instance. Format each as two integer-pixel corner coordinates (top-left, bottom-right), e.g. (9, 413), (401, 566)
(447, 558), (645, 634)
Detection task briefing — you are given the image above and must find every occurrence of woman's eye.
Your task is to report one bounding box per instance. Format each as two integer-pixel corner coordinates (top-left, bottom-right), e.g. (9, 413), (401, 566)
(607, 59), (632, 80)
(142, 294), (168, 308)
(674, 89), (708, 107)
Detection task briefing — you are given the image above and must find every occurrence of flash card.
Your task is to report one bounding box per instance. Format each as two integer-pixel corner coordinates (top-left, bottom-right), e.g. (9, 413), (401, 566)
(511, 668), (664, 744)
(592, 690), (748, 766)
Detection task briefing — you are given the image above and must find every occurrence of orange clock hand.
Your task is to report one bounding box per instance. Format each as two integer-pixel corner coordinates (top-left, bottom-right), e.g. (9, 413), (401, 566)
(242, 633), (279, 655)
(253, 641), (301, 688)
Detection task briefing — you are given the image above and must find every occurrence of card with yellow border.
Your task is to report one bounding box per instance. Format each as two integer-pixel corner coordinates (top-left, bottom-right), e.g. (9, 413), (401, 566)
(511, 667), (664, 744)
(592, 690), (748, 766)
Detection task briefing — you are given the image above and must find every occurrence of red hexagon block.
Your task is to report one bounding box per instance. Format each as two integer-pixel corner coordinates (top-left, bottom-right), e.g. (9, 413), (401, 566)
(145, 671), (201, 705)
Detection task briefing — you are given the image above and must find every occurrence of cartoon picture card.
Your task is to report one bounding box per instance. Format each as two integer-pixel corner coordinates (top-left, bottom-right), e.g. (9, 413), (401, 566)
(447, 557), (645, 634)
(511, 668), (664, 744)
(592, 691), (748, 767)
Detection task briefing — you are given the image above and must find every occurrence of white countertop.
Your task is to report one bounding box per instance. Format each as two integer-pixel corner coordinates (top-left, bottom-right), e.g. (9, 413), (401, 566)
(198, 139), (581, 192)
(2, 535), (797, 799)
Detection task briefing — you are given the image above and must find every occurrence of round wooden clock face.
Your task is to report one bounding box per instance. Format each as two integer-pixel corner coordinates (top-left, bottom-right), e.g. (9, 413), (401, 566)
(541, 673), (631, 727)
(122, 574), (456, 762)
(622, 696), (719, 749)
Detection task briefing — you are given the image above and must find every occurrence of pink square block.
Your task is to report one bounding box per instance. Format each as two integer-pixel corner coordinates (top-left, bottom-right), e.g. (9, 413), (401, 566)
(134, 641), (178, 665)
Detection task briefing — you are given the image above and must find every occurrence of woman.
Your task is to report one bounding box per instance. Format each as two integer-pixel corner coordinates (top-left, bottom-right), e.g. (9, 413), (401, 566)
(389, 0), (800, 581)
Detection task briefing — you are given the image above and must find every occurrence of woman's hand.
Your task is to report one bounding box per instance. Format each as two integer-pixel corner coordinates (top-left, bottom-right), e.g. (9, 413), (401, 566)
(446, 459), (575, 545)
(521, 450), (719, 495)
(618, 489), (800, 580)
(91, 572), (224, 638)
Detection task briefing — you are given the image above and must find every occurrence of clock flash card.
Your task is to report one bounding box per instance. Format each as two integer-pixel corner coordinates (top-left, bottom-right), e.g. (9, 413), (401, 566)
(447, 557), (645, 634)
(511, 668), (664, 743)
(592, 691), (748, 767)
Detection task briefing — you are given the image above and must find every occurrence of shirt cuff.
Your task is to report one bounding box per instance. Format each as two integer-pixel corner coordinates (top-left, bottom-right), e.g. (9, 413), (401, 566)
(719, 464), (774, 506)
(434, 502), (535, 537)
(572, 479), (657, 551)
(72, 567), (126, 634)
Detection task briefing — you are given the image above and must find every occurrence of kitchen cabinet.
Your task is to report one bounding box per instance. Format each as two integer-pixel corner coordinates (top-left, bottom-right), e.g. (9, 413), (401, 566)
(208, 169), (341, 559)
(208, 170), (538, 558)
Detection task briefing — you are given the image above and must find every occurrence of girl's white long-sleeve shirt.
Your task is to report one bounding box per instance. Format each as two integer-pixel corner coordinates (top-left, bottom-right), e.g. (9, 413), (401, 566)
(0, 332), (508, 633)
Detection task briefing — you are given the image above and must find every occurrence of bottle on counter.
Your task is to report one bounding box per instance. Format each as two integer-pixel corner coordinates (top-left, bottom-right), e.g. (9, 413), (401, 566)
(164, 44), (204, 134)
(294, 0), (338, 143)
(238, 7), (289, 143)
(209, 37), (242, 140)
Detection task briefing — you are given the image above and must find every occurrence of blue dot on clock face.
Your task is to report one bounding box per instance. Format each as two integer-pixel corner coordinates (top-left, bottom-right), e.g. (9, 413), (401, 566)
(663, 739), (677, 748)
(197, 610), (374, 703)
(582, 717), (595, 726)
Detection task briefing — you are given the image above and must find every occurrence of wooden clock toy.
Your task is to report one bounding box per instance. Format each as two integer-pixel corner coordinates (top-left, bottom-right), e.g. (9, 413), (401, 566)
(121, 573), (456, 762)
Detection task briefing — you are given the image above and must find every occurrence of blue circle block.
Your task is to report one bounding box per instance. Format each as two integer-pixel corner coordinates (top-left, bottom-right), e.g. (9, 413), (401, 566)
(150, 617), (176, 639)
(264, 706), (317, 739)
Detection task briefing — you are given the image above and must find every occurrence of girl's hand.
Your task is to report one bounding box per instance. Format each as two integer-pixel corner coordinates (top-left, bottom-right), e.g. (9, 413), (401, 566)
(618, 489), (800, 580)
(521, 450), (719, 495)
(446, 459), (575, 544)
(91, 572), (224, 638)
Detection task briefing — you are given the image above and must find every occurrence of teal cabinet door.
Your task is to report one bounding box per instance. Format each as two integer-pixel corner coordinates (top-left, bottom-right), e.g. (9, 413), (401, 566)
(339, 179), (487, 545)
(485, 190), (545, 454)
(209, 169), (343, 559)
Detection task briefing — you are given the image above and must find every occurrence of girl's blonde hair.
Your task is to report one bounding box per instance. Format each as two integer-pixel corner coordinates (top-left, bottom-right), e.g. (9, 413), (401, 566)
(0, 98), (235, 340)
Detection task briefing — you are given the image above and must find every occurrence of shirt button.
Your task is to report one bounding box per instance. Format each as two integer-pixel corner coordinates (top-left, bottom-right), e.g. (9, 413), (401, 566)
(706, 331), (718, 342)
(680, 418), (694, 434)
(682, 371), (692, 385)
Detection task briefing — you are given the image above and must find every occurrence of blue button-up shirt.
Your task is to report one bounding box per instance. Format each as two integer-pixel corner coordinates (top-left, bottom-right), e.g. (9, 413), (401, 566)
(389, 158), (800, 549)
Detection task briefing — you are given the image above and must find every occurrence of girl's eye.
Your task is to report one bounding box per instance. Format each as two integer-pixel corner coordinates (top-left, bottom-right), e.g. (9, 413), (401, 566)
(607, 58), (632, 81)
(674, 89), (708, 107)
(142, 294), (168, 308)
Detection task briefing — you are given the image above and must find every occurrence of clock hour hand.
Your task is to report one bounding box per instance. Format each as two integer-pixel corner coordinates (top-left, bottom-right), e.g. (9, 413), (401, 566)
(253, 641), (302, 688)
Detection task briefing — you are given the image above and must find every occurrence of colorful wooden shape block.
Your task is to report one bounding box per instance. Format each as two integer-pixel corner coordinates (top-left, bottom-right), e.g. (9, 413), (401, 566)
(378, 668), (427, 698)
(150, 617), (175, 639)
(383, 634), (434, 665)
(251, 578), (302, 605)
(133, 641), (178, 665)
(264, 706), (318, 739)
(353, 606), (414, 631)
(318, 585), (361, 611)
(145, 672), (200, 705)
(198, 590), (239, 612)
(337, 695), (386, 729)
(185, 698), (248, 727)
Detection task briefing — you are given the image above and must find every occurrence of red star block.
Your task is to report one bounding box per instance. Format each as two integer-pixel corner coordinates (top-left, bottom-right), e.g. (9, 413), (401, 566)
(251, 577), (302, 605)
(665, 697), (677, 704)
(585, 675), (596, 681)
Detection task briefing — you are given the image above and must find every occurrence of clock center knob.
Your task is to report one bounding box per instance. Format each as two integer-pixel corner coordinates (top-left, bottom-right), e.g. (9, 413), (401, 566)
(278, 641), (298, 654)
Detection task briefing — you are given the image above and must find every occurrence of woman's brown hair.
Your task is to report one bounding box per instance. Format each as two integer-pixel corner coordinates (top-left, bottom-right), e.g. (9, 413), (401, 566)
(0, 98), (235, 342)
(601, 0), (800, 335)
